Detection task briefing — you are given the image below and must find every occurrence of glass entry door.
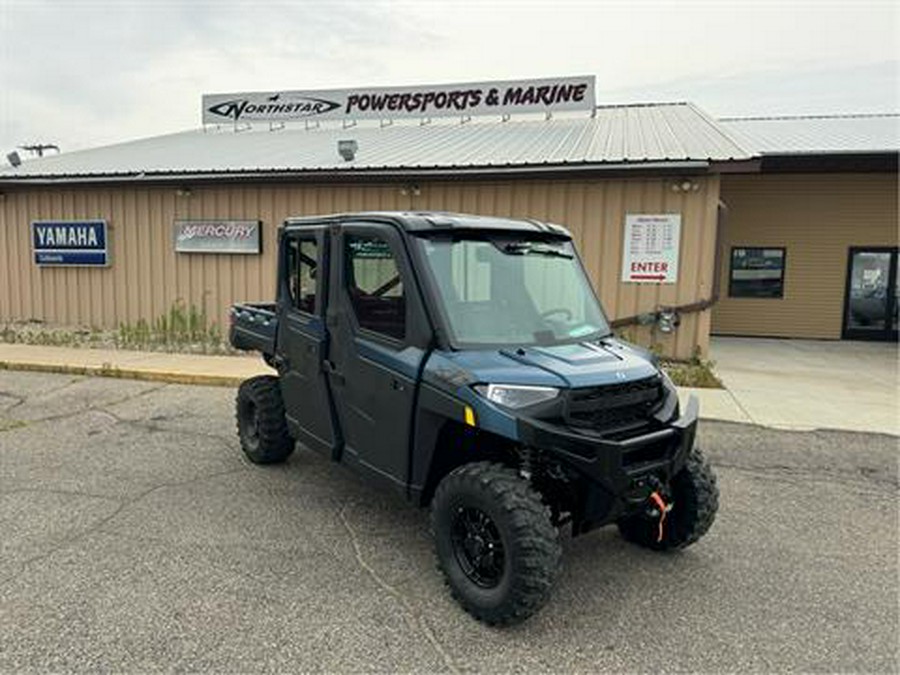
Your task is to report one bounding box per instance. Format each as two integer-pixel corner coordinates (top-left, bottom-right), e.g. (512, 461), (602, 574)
(843, 247), (898, 341)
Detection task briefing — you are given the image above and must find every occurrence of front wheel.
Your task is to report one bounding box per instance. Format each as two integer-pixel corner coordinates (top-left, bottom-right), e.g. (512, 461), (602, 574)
(618, 447), (719, 551)
(235, 375), (294, 464)
(431, 462), (561, 626)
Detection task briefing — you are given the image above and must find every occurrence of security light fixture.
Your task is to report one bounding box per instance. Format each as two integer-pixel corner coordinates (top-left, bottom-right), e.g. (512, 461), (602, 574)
(176, 186), (193, 197)
(338, 139), (358, 162)
(671, 178), (699, 193)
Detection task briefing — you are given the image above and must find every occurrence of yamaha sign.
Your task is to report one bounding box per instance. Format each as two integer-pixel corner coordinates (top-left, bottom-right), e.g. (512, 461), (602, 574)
(202, 76), (595, 124)
(32, 220), (109, 267)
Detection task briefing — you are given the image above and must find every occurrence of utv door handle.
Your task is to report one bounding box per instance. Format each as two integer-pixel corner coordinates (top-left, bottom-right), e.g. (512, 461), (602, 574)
(322, 360), (344, 385)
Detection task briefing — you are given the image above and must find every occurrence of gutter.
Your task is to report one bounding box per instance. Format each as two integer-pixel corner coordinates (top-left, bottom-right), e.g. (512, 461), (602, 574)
(0, 160), (715, 188)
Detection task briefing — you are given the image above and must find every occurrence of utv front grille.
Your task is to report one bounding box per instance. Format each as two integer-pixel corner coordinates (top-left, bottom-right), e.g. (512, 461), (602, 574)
(564, 375), (664, 437)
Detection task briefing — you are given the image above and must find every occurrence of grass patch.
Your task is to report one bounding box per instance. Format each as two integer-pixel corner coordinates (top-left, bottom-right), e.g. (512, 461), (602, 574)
(661, 356), (723, 389)
(0, 419), (28, 432)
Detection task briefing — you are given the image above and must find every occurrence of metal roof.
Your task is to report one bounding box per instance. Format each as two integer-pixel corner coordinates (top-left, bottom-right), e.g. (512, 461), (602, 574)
(0, 103), (751, 181)
(718, 114), (900, 155)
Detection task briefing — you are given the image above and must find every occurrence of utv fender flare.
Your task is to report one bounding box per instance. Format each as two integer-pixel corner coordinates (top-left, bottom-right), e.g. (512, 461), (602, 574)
(409, 383), (520, 506)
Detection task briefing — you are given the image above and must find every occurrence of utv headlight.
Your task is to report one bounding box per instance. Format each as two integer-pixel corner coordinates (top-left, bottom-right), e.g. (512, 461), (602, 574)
(473, 384), (560, 409)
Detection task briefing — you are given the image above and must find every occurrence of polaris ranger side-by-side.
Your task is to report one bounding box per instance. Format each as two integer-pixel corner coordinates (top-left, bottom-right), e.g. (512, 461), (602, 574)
(230, 212), (718, 625)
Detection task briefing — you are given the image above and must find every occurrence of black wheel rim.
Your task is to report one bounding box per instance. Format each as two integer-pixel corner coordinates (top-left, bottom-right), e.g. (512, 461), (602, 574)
(239, 400), (260, 450)
(450, 505), (506, 589)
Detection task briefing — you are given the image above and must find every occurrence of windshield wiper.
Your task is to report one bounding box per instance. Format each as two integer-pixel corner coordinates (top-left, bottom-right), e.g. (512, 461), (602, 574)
(502, 243), (573, 259)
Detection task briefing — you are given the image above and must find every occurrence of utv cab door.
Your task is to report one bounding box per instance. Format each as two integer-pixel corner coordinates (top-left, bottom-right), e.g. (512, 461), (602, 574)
(277, 227), (338, 456)
(325, 222), (429, 493)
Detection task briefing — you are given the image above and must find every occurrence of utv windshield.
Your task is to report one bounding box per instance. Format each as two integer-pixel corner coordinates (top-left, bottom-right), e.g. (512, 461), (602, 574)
(415, 234), (610, 347)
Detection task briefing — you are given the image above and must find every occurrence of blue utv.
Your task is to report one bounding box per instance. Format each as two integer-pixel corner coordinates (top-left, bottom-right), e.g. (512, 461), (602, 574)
(230, 211), (718, 625)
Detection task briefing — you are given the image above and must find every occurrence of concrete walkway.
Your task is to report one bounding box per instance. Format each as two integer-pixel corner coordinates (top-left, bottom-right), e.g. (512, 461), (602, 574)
(0, 343), (272, 387)
(1, 339), (897, 435)
(708, 337), (899, 436)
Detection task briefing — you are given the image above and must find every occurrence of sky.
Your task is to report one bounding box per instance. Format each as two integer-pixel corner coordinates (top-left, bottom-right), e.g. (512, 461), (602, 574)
(0, 0), (897, 156)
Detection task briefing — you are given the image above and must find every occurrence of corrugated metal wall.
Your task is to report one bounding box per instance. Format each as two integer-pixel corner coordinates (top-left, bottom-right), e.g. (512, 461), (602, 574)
(0, 176), (720, 358)
(713, 173), (898, 339)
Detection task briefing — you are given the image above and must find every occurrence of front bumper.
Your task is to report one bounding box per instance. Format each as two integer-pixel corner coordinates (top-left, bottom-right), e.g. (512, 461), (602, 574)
(517, 394), (699, 497)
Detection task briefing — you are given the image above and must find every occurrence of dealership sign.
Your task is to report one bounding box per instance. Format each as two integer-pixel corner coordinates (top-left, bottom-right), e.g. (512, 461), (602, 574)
(174, 220), (261, 254)
(202, 76), (595, 124)
(621, 214), (681, 284)
(32, 220), (109, 266)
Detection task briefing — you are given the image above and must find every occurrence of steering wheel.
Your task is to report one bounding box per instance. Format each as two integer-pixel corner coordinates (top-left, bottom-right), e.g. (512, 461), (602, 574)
(540, 308), (573, 322)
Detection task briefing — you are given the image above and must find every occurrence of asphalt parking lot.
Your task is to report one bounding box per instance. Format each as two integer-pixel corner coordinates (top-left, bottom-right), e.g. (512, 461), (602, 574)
(1, 371), (897, 673)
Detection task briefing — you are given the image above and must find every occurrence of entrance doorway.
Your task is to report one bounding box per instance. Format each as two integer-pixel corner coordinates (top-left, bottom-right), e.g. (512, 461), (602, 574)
(842, 247), (898, 341)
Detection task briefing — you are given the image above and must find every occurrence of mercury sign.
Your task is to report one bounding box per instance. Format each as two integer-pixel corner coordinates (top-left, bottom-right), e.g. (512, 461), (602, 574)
(202, 76), (595, 124)
(621, 214), (681, 284)
(32, 220), (109, 266)
(174, 220), (261, 254)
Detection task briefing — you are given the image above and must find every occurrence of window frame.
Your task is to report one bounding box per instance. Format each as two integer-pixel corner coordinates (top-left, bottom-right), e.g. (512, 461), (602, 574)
(285, 233), (319, 316)
(343, 231), (408, 344)
(728, 246), (787, 299)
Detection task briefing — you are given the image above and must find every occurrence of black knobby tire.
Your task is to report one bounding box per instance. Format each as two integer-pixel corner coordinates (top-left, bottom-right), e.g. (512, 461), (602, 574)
(431, 462), (562, 626)
(618, 447), (719, 551)
(235, 375), (294, 464)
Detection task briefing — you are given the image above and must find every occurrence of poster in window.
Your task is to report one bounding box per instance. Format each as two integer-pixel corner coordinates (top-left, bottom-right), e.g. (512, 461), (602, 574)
(730, 247), (786, 298)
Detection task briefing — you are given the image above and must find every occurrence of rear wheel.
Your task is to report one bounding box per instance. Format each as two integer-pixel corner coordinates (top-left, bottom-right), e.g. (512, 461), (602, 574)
(431, 462), (561, 625)
(618, 447), (719, 551)
(236, 375), (294, 464)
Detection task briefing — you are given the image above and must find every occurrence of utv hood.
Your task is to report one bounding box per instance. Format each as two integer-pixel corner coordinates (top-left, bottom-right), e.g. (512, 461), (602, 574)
(425, 338), (660, 391)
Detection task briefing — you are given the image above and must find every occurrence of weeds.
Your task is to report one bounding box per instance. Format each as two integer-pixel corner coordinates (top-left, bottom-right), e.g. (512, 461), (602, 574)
(116, 299), (225, 352)
(0, 300), (233, 355)
(0, 419), (28, 432)
(661, 348), (722, 389)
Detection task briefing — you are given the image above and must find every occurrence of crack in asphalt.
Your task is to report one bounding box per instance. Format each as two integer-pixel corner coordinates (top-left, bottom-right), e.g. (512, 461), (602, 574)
(338, 503), (460, 675)
(0, 467), (247, 589)
(0, 390), (26, 412)
(96, 407), (237, 454)
(0, 376), (83, 414)
(0, 380), (238, 452)
(8, 383), (169, 425)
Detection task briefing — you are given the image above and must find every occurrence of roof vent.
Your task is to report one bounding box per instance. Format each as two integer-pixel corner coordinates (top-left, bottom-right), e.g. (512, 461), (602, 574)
(6, 151), (21, 168)
(338, 139), (358, 162)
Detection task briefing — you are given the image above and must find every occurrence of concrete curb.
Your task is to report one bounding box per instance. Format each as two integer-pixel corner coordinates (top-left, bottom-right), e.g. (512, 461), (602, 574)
(0, 360), (244, 388)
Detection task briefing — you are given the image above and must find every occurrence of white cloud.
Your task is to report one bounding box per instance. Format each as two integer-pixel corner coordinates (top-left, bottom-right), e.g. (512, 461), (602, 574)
(0, 0), (897, 155)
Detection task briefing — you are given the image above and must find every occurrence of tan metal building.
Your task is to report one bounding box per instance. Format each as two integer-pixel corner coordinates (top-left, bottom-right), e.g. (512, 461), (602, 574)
(714, 115), (899, 342)
(0, 106), (897, 358)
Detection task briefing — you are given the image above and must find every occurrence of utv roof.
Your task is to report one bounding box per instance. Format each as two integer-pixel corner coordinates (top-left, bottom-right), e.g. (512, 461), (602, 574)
(283, 211), (571, 236)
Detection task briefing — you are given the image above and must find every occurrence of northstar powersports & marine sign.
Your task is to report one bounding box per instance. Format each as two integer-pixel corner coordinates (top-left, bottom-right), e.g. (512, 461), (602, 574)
(202, 75), (595, 124)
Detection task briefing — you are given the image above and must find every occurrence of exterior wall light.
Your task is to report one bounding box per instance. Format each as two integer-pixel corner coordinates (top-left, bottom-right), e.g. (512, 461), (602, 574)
(671, 178), (700, 193)
(338, 139), (358, 162)
(176, 187), (193, 197)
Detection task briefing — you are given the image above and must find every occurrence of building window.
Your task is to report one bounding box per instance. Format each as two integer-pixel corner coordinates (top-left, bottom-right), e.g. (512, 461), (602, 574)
(729, 247), (786, 298)
(286, 236), (317, 314)
(345, 235), (406, 340)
